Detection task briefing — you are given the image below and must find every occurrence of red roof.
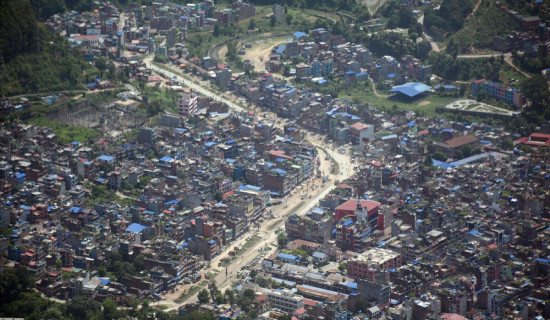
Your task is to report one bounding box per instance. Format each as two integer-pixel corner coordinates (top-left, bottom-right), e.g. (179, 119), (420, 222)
(336, 199), (381, 212)
(303, 298), (319, 306)
(445, 134), (478, 148)
(473, 79), (486, 84)
(269, 149), (293, 160)
(294, 308), (307, 315)
(350, 122), (368, 131)
(371, 160), (382, 167)
(418, 129), (429, 136)
(255, 294), (268, 301)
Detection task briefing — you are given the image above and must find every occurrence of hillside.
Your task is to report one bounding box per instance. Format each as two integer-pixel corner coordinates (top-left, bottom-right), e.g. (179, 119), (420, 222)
(447, 0), (520, 54)
(0, 0), (87, 96)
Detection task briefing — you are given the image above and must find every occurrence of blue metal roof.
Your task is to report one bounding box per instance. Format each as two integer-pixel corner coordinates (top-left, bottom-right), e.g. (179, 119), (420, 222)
(275, 45), (286, 54)
(293, 32), (307, 39)
(388, 82), (431, 97)
(278, 253), (299, 261)
(159, 156), (174, 162)
(125, 223), (149, 233)
(99, 155), (114, 161)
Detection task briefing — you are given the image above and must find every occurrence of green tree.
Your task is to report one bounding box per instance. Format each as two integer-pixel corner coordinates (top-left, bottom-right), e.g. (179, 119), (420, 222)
(198, 288), (211, 304)
(215, 291), (224, 305)
(338, 262), (347, 273)
(277, 232), (288, 248)
(66, 296), (101, 320)
(270, 15), (276, 27)
(248, 18), (256, 30)
(433, 151), (447, 162)
(208, 279), (218, 301)
(224, 289), (236, 305)
(102, 298), (119, 319)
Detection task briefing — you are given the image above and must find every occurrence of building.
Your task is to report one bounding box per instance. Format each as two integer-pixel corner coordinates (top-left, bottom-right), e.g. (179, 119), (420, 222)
(266, 288), (304, 313)
(137, 127), (156, 145)
(335, 199), (381, 225)
(347, 247), (402, 280)
(349, 122), (374, 148)
(177, 92), (198, 116)
(273, 4), (284, 21)
(433, 134), (479, 159)
(356, 279), (391, 307)
(521, 16), (540, 31)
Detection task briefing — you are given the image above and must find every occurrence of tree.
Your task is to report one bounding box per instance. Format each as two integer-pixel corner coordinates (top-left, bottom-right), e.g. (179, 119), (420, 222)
(248, 18), (256, 30)
(208, 279), (218, 301)
(198, 288), (211, 304)
(66, 296), (101, 320)
(433, 151), (447, 162)
(215, 291), (224, 305)
(285, 14), (293, 25)
(237, 288), (255, 311)
(277, 232), (288, 248)
(224, 289), (236, 306)
(102, 298), (119, 319)
(338, 262), (347, 273)
(520, 75), (550, 111)
(255, 276), (270, 288)
(132, 254), (145, 273)
(270, 15), (276, 27)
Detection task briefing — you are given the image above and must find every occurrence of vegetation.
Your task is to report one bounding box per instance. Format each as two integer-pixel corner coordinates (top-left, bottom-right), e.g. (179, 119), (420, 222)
(86, 184), (135, 208)
(446, 0), (520, 53)
(1, 0), (89, 96)
(423, 0), (476, 41)
(277, 232), (289, 248)
(1, 267), (219, 320)
(428, 52), (502, 81)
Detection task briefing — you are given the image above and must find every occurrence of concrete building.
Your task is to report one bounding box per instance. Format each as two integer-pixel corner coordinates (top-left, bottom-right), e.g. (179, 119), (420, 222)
(177, 92), (198, 116)
(266, 288), (304, 313)
(347, 247), (402, 280)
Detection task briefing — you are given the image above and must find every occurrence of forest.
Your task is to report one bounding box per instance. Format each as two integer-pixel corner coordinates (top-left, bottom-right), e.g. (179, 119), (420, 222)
(0, 0), (88, 96)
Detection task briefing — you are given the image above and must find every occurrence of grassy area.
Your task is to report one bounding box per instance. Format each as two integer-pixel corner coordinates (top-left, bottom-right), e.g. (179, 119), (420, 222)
(28, 117), (102, 145)
(235, 236), (261, 255)
(338, 84), (456, 117)
(447, 0), (520, 52)
(174, 280), (208, 304)
(499, 62), (528, 84)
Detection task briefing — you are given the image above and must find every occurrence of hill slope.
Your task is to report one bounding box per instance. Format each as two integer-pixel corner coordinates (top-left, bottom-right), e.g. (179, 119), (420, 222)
(0, 0), (87, 96)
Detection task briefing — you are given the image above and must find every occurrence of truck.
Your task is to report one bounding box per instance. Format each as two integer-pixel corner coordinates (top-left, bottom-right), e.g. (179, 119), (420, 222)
(301, 192), (308, 200)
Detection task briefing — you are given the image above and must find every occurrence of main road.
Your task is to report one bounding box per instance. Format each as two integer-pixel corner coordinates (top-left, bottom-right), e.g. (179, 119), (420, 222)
(145, 57), (355, 311)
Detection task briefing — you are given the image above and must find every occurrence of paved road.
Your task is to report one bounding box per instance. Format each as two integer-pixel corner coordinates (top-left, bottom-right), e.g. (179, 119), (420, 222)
(145, 60), (355, 311)
(144, 56), (245, 113)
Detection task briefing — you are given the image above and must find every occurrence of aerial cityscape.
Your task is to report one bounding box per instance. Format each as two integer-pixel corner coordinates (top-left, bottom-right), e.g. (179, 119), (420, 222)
(0, 0), (550, 319)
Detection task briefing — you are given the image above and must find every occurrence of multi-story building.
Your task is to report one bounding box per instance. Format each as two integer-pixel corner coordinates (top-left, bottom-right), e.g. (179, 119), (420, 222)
(266, 288), (304, 314)
(347, 247), (402, 280)
(285, 212), (334, 244)
(177, 92), (198, 116)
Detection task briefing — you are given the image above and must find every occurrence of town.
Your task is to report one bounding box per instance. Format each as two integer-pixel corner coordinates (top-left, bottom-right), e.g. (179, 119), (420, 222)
(1, 0), (550, 320)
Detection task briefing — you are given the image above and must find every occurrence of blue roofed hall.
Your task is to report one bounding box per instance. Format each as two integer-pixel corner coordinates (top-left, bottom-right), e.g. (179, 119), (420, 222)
(388, 82), (432, 101)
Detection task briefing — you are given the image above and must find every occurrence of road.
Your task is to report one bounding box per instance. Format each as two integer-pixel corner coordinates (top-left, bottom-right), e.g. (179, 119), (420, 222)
(417, 13), (440, 53)
(144, 56), (245, 114)
(145, 59), (355, 311)
(160, 138), (354, 312)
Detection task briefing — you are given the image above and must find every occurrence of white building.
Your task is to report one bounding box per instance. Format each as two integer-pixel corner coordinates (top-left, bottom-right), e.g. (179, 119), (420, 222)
(349, 122), (374, 149)
(177, 92), (198, 116)
(266, 288), (304, 314)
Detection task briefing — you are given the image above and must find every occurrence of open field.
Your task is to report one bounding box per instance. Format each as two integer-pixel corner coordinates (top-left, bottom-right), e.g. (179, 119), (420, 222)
(241, 36), (288, 73)
(338, 83), (456, 116)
